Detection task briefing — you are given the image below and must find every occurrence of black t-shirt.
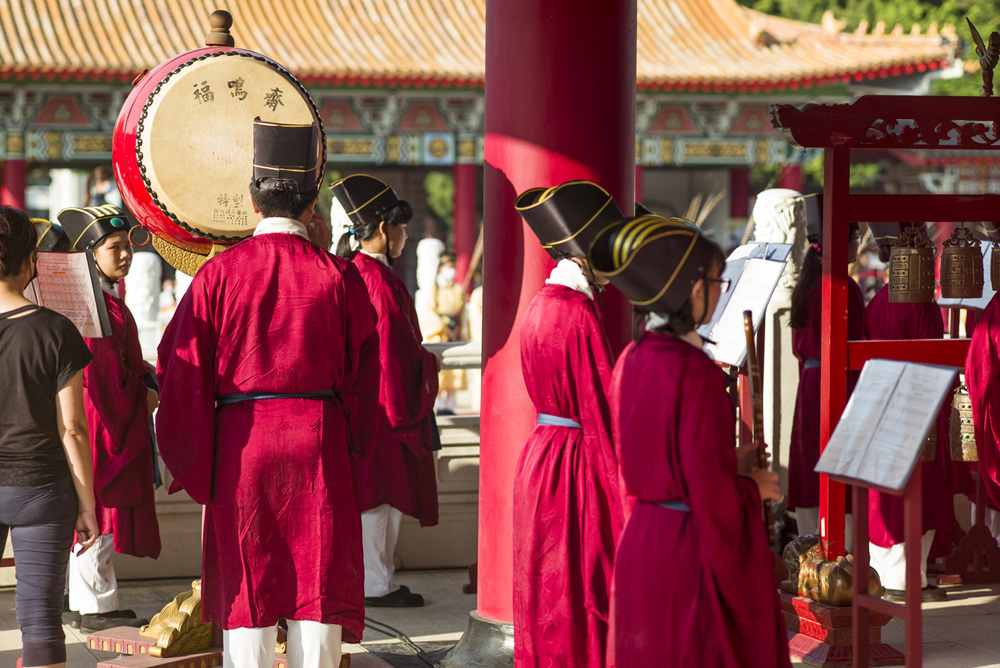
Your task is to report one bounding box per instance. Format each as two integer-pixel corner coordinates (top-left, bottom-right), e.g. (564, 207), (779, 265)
(0, 305), (93, 486)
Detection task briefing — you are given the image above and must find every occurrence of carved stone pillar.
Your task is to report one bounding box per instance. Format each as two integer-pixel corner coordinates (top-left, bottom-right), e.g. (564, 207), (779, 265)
(752, 188), (807, 537)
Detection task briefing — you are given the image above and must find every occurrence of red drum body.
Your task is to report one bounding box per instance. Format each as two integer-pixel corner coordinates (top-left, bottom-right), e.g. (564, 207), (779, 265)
(113, 46), (324, 265)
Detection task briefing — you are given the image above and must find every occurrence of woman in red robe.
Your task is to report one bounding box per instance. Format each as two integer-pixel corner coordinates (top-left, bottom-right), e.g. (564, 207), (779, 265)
(332, 174), (439, 609)
(787, 228), (864, 538)
(511, 182), (625, 667)
(863, 224), (967, 602)
(590, 214), (789, 667)
(57, 205), (161, 632)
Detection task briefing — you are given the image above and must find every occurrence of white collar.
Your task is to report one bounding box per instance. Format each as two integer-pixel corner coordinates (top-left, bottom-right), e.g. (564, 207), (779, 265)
(360, 249), (390, 267)
(253, 217), (309, 240)
(544, 259), (593, 300)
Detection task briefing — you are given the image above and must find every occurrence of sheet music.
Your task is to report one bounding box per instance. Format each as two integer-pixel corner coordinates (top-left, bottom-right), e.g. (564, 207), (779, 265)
(25, 252), (111, 338)
(703, 258), (786, 367)
(815, 359), (957, 491)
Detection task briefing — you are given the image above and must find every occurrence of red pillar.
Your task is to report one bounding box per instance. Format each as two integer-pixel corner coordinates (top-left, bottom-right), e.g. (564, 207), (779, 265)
(453, 162), (478, 288)
(780, 164), (803, 193)
(730, 167), (750, 218)
(1, 159), (26, 210)
(480, 0), (636, 626)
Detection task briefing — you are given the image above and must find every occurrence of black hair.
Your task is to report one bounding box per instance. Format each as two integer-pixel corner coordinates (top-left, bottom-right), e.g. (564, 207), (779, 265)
(0, 206), (37, 279)
(646, 240), (727, 338)
(248, 181), (320, 220)
(335, 200), (413, 259)
(790, 244), (822, 331)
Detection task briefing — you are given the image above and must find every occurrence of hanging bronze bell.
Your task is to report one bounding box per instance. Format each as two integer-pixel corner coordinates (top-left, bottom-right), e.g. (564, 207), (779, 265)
(940, 225), (984, 299)
(888, 226), (936, 303)
(950, 382), (978, 462)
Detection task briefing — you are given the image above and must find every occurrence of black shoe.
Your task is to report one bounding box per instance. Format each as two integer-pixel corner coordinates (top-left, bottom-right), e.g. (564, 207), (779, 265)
(80, 611), (146, 633)
(65, 610), (81, 629)
(365, 587), (424, 608)
(883, 586), (947, 603)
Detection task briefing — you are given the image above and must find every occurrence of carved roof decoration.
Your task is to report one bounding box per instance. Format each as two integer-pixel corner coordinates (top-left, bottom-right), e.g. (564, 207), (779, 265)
(0, 0), (954, 91)
(771, 96), (1000, 150)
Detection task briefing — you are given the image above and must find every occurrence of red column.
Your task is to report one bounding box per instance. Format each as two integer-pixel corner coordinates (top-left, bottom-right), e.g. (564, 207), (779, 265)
(730, 167), (750, 218)
(780, 164), (803, 193)
(1, 159), (26, 210)
(480, 0), (636, 624)
(453, 162), (478, 288)
(819, 149), (850, 558)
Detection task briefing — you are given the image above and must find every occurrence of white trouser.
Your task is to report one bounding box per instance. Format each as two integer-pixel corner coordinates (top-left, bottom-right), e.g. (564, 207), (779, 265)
(869, 530), (935, 591)
(798, 510), (854, 553)
(361, 504), (403, 598)
(223, 621), (342, 668)
(68, 533), (118, 614)
(970, 503), (1000, 544)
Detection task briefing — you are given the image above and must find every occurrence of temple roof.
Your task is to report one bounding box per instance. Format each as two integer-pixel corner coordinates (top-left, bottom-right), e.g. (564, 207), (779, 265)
(0, 0), (955, 91)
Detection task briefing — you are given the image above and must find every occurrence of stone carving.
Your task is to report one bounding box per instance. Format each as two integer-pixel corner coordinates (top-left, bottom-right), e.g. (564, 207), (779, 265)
(751, 188), (806, 291)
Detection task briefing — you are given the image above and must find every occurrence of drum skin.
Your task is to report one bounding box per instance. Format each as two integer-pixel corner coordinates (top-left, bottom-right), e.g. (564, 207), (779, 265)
(113, 46), (324, 256)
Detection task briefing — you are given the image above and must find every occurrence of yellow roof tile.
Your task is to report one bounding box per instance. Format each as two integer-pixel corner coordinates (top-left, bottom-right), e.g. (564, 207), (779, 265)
(0, 0), (953, 89)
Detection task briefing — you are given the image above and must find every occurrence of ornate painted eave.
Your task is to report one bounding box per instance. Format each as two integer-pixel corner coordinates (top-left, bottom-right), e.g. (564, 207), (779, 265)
(0, 0), (954, 91)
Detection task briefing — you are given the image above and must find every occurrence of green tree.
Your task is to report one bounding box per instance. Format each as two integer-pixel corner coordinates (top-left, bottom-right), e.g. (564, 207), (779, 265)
(424, 171), (455, 228)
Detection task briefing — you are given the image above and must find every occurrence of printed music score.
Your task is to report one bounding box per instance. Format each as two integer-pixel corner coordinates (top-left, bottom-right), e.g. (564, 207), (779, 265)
(815, 359), (958, 492)
(24, 251), (111, 338)
(699, 242), (790, 367)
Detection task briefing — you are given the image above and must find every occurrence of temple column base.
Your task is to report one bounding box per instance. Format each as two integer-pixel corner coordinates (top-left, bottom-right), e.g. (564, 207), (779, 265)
(440, 611), (514, 668)
(782, 592), (903, 666)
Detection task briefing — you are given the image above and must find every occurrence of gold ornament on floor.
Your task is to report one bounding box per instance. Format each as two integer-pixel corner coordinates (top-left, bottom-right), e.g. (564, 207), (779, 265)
(940, 225), (984, 299)
(140, 580), (215, 658)
(781, 536), (882, 607)
(888, 226), (936, 303)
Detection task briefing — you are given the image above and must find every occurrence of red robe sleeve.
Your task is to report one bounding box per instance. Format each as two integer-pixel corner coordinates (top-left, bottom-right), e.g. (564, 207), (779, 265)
(967, 295), (1000, 508)
(155, 274), (218, 505)
(340, 262), (380, 459)
(372, 272), (438, 440)
(83, 294), (151, 507)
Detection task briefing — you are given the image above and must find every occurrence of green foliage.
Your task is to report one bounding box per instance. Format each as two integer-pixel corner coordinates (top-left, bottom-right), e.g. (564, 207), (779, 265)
(424, 171), (455, 224)
(749, 154), (880, 191)
(735, 0), (1000, 32)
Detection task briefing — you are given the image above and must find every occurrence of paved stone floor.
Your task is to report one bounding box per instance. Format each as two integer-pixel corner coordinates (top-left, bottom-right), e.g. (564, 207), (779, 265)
(2, 568), (1000, 666)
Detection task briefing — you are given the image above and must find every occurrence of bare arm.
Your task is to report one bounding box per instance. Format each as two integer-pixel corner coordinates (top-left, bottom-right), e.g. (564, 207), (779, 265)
(56, 371), (99, 553)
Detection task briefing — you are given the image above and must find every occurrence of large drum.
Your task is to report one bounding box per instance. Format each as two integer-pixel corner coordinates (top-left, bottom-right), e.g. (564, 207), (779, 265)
(113, 15), (324, 274)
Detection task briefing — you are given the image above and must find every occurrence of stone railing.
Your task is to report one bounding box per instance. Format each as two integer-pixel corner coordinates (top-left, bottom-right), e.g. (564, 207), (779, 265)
(0, 340), (485, 584)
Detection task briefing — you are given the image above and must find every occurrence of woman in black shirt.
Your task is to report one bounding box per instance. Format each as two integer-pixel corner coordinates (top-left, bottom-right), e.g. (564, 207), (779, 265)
(0, 206), (98, 668)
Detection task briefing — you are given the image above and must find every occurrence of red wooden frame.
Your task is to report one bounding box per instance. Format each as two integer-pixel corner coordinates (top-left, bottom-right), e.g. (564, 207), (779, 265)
(770, 94), (1000, 667)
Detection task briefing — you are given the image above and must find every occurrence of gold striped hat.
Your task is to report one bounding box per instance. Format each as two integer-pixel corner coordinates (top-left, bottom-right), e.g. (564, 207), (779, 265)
(31, 218), (70, 252)
(56, 205), (130, 251)
(589, 214), (721, 313)
(330, 174), (402, 229)
(515, 181), (623, 260)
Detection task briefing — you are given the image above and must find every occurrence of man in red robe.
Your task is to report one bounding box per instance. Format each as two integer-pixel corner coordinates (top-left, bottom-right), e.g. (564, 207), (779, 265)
(509, 181), (625, 667)
(590, 214), (789, 667)
(156, 119), (379, 668)
(865, 223), (966, 602)
(57, 205), (161, 632)
(968, 282), (1000, 518)
(331, 174), (438, 608)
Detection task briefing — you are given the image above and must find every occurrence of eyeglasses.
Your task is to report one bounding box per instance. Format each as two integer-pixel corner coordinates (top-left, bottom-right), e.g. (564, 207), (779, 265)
(704, 277), (731, 293)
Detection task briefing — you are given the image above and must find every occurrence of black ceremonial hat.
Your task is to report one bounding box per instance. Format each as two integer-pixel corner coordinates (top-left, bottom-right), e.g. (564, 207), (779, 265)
(589, 214), (722, 313)
(330, 174), (401, 228)
(57, 205), (130, 251)
(252, 117), (323, 192)
(32, 218), (71, 252)
(514, 181), (623, 260)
